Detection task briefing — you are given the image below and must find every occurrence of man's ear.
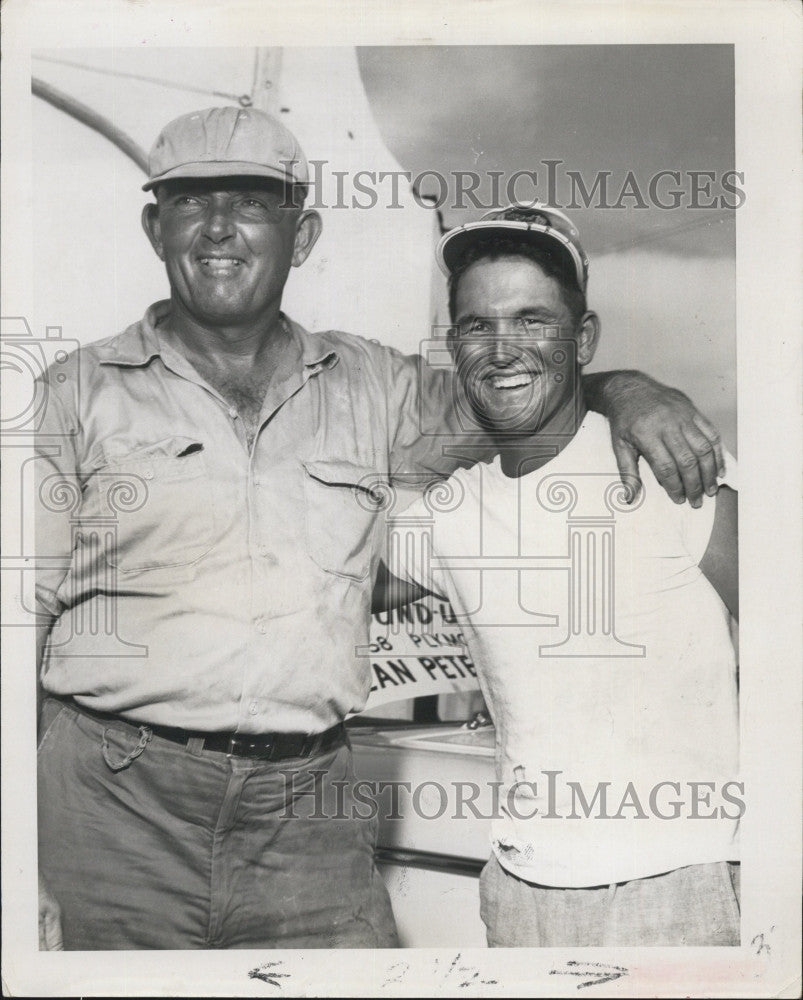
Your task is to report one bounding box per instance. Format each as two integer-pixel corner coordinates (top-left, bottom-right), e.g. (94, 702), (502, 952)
(141, 203), (165, 261)
(576, 311), (601, 366)
(291, 210), (323, 267)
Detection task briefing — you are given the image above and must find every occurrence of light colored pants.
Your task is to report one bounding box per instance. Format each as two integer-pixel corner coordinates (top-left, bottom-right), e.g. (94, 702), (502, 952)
(38, 698), (398, 950)
(480, 853), (740, 947)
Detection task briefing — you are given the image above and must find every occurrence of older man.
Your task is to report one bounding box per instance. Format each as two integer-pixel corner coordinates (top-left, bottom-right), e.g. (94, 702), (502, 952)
(36, 107), (724, 950)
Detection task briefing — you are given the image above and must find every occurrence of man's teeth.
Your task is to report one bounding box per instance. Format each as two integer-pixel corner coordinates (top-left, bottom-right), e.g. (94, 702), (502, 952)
(490, 373), (537, 389)
(199, 258), (242, 267)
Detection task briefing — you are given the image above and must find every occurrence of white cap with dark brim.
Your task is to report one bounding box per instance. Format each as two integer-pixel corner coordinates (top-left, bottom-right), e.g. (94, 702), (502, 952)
(436, 202), (589, 291)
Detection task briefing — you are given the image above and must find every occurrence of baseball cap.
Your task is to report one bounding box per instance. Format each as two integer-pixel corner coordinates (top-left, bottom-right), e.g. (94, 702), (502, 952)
(436, 202), (589, 291)
(143, 106), (309, 192)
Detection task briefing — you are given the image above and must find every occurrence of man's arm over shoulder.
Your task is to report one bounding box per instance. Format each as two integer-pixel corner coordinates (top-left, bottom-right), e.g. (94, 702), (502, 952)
(376, 336), (727, 507)
(382, 348), (726, 504)
(584, 369), (725, 507)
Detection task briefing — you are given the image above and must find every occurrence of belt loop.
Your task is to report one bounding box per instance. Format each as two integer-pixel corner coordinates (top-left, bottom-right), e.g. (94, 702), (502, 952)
(101, 725), (153, 772)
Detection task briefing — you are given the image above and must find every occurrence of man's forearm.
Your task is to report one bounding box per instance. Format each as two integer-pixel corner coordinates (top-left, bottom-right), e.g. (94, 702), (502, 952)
(582, 369), (642, 415)
(581, 369), (724, 506)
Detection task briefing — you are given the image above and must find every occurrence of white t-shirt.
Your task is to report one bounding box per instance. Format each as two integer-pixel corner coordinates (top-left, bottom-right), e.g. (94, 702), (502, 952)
(392, 412), (739, 887)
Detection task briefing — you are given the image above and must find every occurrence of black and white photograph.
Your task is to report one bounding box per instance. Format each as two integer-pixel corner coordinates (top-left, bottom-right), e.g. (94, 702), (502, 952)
(1, 0), (801, 996)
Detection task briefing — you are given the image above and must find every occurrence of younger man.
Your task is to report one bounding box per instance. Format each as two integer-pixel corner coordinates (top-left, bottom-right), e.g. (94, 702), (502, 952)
(383, 204), (740, 947)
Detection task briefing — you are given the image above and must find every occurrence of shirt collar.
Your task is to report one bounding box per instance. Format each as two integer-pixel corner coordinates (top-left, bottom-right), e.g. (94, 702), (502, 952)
(283, 315), (340, 373)
(97, 301), (340, 373)
(96, 301), (167, 366)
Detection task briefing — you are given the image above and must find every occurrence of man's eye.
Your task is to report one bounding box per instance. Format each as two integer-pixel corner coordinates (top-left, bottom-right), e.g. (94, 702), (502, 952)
(463, 320), (490, 335)
(240, 197), (282, 213)
(172, 196), (202, 209)
(519, 316), (550, 332)
(519, 318), (560, 338)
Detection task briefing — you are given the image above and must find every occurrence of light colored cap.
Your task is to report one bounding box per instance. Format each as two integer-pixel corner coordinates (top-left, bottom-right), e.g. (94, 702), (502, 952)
(436, 202), (589, 290)
(143, 106), (308, 191)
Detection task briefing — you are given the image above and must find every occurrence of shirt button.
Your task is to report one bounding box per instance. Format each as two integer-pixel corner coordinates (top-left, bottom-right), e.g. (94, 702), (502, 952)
(228, 407), (238, 419)
(248, 700), (259, 716)
(256, 618), (268, 634)
(143, 469), (154, 480)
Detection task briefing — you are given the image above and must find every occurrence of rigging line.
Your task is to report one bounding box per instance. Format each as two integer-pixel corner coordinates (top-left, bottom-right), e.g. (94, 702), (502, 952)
(32, 77), (148, 174)
(32, 53), (251, 105)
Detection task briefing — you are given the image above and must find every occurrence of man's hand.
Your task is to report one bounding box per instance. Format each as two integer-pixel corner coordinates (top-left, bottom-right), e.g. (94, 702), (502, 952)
(38, 873), (63, 950)
(584, 370), (725, 507)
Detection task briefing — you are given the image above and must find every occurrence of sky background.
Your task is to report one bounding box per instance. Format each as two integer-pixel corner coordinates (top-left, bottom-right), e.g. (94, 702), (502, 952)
(358, 45), (737, 450)
(30, 44), (736, 449)
(358, 45), (736, 254)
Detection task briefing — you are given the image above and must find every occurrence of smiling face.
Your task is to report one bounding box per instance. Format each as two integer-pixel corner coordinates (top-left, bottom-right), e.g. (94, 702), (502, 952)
(142, 177), (321, 331)
(451, 254), (599, 436)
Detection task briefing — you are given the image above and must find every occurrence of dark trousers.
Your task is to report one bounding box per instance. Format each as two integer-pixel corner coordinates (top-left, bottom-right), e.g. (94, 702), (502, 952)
(38, 699), (398, 950)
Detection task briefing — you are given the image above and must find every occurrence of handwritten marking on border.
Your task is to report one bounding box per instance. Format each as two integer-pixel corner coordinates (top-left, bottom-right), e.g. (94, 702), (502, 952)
(751, 925), (775, 956)
(550, 960), (629, 989)
(381, 954), (498, 990)
(248, 961), (292, 988)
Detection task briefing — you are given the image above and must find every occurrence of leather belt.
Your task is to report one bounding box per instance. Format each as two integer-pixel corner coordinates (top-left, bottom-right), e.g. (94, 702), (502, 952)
(56, 697), (347, 761)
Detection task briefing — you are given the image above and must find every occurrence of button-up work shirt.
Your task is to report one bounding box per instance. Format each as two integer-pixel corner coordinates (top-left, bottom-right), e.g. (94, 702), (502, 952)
(35, 302), (487, 734)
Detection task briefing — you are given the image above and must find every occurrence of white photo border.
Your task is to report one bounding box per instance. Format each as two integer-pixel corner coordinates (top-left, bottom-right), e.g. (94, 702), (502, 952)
(1, 1), (801, 996)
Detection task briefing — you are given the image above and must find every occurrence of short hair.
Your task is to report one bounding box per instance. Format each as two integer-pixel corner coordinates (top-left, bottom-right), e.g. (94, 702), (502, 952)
(447, 233), (587, 329)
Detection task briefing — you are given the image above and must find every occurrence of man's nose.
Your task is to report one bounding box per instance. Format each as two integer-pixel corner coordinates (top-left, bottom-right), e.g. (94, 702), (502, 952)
(489, 323), (520, 366)
(202, 203), (236, 242)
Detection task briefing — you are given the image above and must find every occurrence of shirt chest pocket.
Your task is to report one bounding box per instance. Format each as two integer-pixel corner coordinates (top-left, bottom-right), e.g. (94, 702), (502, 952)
(86, 437), (218, 573)
(302, 460), (385, 582)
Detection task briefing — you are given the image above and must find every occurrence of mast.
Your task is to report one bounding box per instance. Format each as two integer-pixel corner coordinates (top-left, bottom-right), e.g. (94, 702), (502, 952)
(249, 49), (283, 114)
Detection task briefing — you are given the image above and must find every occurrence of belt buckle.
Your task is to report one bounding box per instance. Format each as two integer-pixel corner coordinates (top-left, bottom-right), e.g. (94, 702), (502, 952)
(226, 735), (273, 760)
